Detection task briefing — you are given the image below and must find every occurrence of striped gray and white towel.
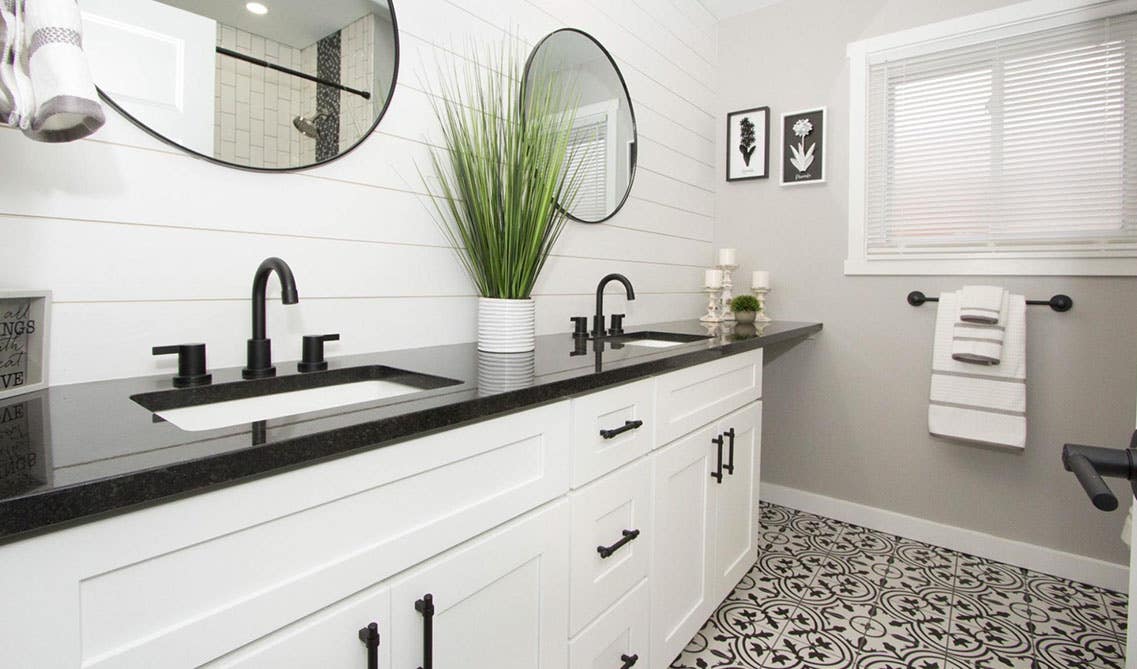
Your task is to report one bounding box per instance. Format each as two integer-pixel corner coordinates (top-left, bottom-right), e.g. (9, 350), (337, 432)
(0, 0), (103, 142)
(951, 289), (1008, 365)
(929, 290), (1026, 449)
(959, 285), (1006, 324)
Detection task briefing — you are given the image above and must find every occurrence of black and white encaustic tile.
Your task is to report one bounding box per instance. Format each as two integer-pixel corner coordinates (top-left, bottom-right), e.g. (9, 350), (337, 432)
(671, 502), (1128, 669)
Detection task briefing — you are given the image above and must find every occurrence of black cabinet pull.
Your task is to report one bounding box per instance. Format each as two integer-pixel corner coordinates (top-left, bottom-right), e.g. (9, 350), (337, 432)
(415, 594), (434, 669)
(723, 428), (736, 475)
(620, 654), (640, 669)
(597, 529), (641, 558)
(357, 622), (380, 669)
(711, 434), (724, 484)
(600, 419), (643, 440)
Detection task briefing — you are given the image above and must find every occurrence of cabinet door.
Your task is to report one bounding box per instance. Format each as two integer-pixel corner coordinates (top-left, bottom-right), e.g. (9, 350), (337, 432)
(389, 501), (570, 669)
(650, 424), (718, 666)
(569, 580), (649, 669)
(711, 401), (761, 603)
(204, 584), (390, 669)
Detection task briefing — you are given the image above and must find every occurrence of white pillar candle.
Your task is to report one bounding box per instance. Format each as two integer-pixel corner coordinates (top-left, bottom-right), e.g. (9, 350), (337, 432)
(718, 248), (736, 266)
(752, 270), (770, 289)
(705, 269), (723, 288)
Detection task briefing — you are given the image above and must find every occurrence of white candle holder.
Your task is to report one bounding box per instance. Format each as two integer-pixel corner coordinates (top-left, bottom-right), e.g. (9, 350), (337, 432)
(752, 287), (773, 322)
(699, 287), (723, 322)
(719, 263), (737, 321)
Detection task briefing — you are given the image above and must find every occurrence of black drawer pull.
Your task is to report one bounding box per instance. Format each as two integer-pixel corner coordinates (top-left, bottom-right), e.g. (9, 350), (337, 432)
(711, 434), (724, 484)
(600, 419), (643, 439)
(358, 622), (380, 669)
(724, 428), (736, 475)
(597, 529), (641, 558)
(415, 594), (434, 669)
(620, 654), (640, 669)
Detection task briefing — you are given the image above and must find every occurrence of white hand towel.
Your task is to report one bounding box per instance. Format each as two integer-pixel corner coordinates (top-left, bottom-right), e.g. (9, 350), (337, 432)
(959, 285), (1007, 324)
(1, 0), (103, 142)
(951, 295), (1009, 365)
(929, 291), (1027, 449)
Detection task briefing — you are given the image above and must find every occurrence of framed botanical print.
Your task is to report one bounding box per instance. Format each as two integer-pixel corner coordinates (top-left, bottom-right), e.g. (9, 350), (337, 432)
(780, 107), (826, 185)
(726, 107), (769, 181)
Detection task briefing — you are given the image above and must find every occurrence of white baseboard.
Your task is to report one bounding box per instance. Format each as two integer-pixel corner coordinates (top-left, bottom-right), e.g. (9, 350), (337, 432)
(761, 483), (1129, 593)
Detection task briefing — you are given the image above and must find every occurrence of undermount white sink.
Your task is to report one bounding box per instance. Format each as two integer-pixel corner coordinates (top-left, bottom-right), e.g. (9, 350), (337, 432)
(157, 380), (428, 431)
(134, 365), (462, 433)
(620, 339), (685, 348)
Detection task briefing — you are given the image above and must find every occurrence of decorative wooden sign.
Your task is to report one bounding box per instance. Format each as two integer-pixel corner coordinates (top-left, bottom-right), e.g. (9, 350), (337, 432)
(0, 291), (50, 401)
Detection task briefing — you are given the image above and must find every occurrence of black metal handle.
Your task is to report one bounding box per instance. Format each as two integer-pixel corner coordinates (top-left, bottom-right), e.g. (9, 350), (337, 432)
(597, 529), (640, 559)
(415, 594), (434, 669)
(1062, 441), (1137, 512)
(620, 654), (639, 668)
(600, 419), (644, 440)
(358, 622), (380, 669)
(907, 290), (1073, 312)
(711, 435), (724, 484)
(723, 428), (736, 475)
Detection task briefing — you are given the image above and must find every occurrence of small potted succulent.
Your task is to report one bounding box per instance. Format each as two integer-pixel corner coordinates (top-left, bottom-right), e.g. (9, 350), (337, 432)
(730, 295), (761, 324)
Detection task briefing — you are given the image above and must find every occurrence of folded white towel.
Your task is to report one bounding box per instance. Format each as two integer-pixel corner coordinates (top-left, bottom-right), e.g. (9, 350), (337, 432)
(960, 285), (1006, 324)
(929, 291), (1026, 449)
(951, 294), (1008, 365)
(0, 0), (103, 142)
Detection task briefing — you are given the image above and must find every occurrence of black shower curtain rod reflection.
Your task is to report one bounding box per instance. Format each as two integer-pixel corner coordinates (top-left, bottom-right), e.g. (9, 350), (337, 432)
(216, 47), (372, 100)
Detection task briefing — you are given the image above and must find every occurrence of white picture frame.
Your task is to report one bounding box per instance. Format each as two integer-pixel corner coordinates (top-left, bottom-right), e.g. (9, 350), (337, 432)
(780, 107), (827, 186)
(0, 290), (51, 401)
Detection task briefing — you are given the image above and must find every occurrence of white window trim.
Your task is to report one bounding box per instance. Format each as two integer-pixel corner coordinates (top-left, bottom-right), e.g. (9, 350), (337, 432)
(845, 0), (1137, 276)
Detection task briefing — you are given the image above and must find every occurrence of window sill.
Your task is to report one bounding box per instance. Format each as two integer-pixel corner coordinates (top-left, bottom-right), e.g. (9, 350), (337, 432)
(844, 256), (1137, 276)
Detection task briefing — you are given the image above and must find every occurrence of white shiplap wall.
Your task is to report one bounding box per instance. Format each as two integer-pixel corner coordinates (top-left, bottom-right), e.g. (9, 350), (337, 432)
(0, 0), (718, 385)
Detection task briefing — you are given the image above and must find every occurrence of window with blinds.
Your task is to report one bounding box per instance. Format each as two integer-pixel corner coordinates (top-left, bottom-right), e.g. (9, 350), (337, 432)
(857, 8), (1137, 269)
(566, 111), (610, 221)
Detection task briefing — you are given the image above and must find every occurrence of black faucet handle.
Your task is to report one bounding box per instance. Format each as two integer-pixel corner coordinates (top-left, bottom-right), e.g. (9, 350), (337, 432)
(570, 316), (589, 337)
(152, 343), (212, 388)
(608, 314), (626, 336)
(298, 333), (340, 372)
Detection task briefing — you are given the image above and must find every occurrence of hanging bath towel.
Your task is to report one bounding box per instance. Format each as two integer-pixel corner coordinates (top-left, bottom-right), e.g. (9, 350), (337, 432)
(0, 0), (104, 142)
(929, 291), (1027, 449)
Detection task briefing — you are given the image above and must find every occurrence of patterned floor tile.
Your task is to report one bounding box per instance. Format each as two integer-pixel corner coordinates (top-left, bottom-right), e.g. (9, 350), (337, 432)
(673, 504), (1129, 669)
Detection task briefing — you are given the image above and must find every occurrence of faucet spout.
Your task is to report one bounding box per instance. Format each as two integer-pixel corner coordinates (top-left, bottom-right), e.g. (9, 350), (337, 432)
(244, 257), (300, 379)
(593, 273), (636, 338)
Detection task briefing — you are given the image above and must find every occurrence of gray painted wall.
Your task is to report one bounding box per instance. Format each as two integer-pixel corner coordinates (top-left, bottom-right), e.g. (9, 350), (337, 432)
(717, 0), (1137, 565)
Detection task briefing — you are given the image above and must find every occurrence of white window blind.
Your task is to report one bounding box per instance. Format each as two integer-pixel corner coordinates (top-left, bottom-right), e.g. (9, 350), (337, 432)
(863, 11), (1137, 261)
(566, 111), (609, 221)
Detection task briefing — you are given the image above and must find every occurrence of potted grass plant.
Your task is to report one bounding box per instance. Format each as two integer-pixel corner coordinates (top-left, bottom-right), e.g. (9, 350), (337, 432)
(422, 43), (582, 353)
(730, 294), (761, 324)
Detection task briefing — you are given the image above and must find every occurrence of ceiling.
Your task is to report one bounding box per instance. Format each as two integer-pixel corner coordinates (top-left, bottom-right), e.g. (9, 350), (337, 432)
(698, 0), (788, 21)
(158, 0), (390, 48)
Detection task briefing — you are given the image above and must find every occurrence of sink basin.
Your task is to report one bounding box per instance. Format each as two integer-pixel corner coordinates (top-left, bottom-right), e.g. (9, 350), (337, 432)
(608, 331), (712, 348)
(132, 365), (462, 432)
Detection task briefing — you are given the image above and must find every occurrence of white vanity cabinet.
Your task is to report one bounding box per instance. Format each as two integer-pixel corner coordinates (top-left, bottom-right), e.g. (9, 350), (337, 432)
(0, 347), (767, 669)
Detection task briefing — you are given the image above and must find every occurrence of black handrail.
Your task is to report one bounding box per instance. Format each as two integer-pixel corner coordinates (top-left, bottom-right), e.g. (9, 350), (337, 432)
(216, 47), (372, 100)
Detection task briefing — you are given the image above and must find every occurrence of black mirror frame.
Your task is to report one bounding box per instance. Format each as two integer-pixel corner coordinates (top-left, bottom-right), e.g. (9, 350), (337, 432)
(522, 27), (638, 225)
(95, 1), (401, 173)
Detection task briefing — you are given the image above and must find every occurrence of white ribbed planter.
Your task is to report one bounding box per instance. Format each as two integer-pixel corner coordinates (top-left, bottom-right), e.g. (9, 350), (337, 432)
(477, 297), (536, 353)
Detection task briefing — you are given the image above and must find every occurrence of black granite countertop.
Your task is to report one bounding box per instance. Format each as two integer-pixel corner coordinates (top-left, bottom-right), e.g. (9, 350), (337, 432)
(0, 319), (821, 543)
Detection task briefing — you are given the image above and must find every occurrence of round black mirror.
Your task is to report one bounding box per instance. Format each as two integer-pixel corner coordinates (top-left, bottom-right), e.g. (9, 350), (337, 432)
(523, 29), (637, 224)
(80, 0), (399, 171)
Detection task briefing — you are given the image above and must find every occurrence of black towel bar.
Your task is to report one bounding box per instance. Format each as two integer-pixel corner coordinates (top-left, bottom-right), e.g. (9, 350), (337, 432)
(906, 290), (1072, 312)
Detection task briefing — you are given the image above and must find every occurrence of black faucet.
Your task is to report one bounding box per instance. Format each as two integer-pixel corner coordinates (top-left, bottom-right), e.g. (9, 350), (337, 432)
(593, 273), (636, 338)
(242, 257), (299, 379)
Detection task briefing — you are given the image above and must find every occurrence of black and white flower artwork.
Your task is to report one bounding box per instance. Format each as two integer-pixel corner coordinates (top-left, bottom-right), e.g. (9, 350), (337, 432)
(781, 108), (826, 185)
(726, 107), (769, 181)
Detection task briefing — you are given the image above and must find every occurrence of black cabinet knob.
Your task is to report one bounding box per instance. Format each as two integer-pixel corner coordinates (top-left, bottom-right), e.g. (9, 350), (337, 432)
(298, 333), (340, 372)
(571, 316), (589, 337)
(152, 343), (211, 388)
(608, 314), (626, 336)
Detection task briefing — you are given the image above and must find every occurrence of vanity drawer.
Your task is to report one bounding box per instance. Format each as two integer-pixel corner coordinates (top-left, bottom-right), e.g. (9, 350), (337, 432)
(569, 579), (650, 669)
(655, 349), (762, 445)
(569, 458), (652, 635)
(570, 378), (655, 488)
(69, 402), (571, 669)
